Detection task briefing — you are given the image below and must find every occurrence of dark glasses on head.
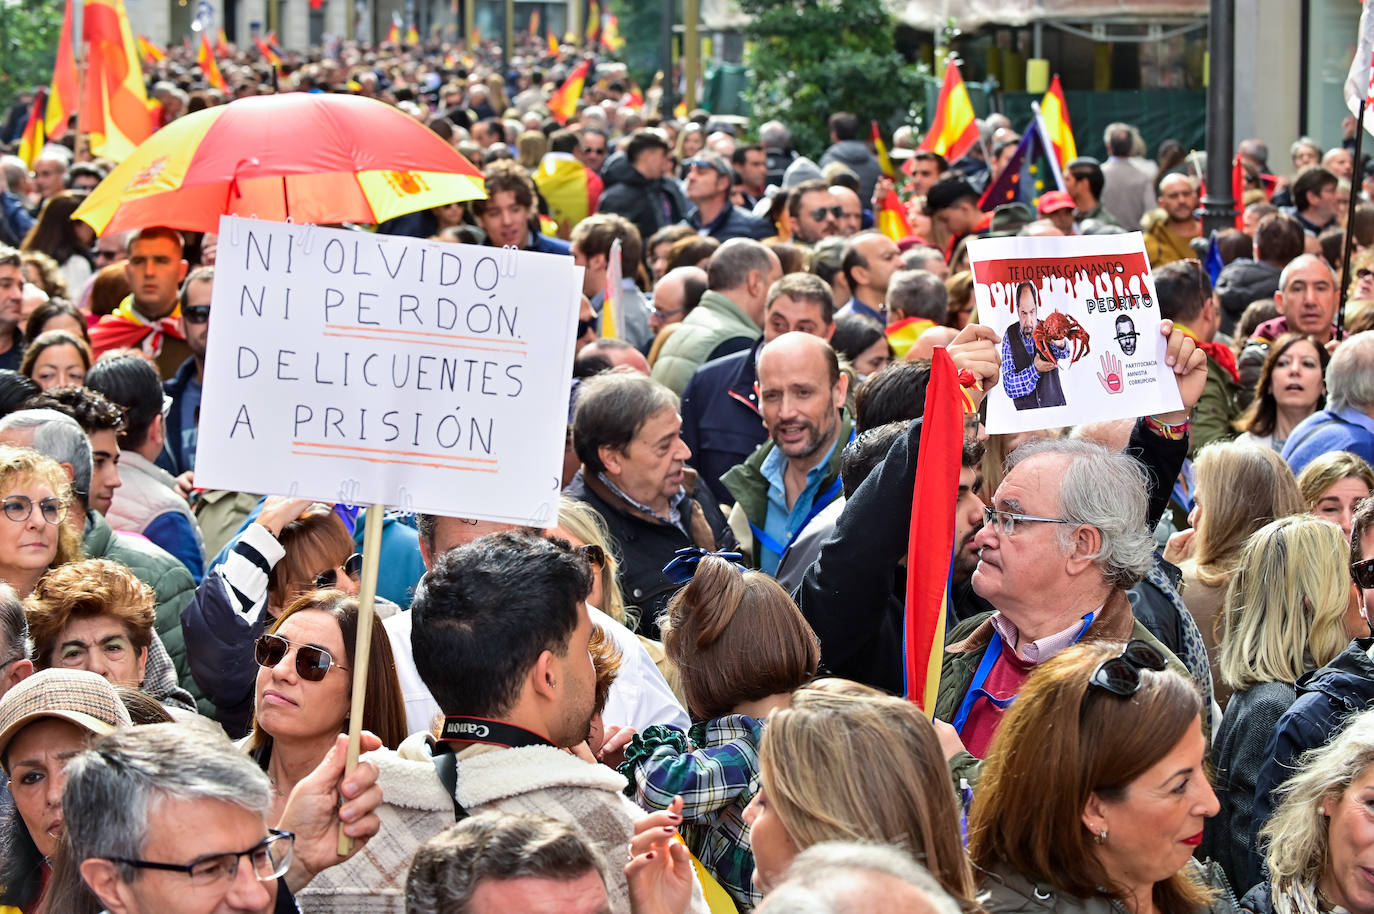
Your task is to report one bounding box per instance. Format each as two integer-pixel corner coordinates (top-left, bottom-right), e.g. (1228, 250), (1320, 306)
(578, 543), (605, 569)
(254, 633), (348, 682)
(183, 305), (211, 324)
(1353, 557), (1374, 590)
(808, 205), (843, 222)
(314, 553), (363, 590)
(1087, 639), (1167, 699)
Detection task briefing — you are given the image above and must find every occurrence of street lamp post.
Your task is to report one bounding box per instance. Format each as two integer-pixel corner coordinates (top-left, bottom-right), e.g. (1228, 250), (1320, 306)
(1200, 0), (1237, 238)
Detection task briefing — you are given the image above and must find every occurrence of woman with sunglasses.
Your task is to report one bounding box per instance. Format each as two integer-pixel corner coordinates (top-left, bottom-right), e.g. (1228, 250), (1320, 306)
(0, 447), (80, 600)
(970, 640), (1233, 914)
(184, 498), (369, 738)
(1203, 516), (1364, 895)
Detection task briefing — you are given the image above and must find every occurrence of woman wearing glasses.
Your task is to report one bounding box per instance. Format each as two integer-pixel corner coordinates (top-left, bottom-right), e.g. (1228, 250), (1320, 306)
(1203, 516), (1364, 895)
(0, 448), (80, 600)
(970, 640), (1234, 914)
(183, 498), (368, 738)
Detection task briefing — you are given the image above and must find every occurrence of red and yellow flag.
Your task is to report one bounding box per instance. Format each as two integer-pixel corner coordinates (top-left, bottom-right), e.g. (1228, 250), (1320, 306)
(1040, 74), (1077, 169)
(386, 22), (401, 43)
(535, 153), (595, 232)
(16, 89), (48, 168)
(405, 23), (420, 44)
(254, 35), (282, 67)
(547, 31), (559, 55)
(198, 33), (227, 90)
(918, 60), (979, 164)
(136, 34), (165, 63)
(215, 27), (230, 57)
(601, 237), (623, 340)
(528, 9), (540, 36)
(45, 0), (80, 138)
(876, 188), (913, 242)
(586, 1), (601, 42)
(871, 120), (896, 180)
(904, 345), (965, 715)
(82, 0), (155, 160)
(602, 13), (624, 51)
(548, 58), (590, 125)
(886, 317), (936, 360)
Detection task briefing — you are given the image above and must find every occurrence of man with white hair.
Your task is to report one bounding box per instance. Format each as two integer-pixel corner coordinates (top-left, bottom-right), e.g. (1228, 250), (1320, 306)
(1283, 331), (1374, 473)
(757, 842), (964, 914)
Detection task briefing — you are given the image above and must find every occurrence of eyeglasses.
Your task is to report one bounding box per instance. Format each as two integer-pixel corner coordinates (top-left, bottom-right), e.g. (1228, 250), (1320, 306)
(183, 305), (211, 324)
(1352, 557), (1374, 590)
(651, 306), (685, 320)
(108, 829), (294, 888)
(1, 495), (67, 525)
(581, 146), (606, 156)
(807, 205), (843, 222)
(313, 552), (362, 589)
(577, 318), (597, 338)
(254, 633), (348, 681)
(1087, 640), (1168, 698)
(980, 504), (1076, 538)
(1358, 269), (1374, 281)
(578, 543), (605, 569)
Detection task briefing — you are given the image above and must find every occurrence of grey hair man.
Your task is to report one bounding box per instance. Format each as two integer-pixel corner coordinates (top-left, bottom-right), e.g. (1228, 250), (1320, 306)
(756, 842), (964, 914)
(405, 812), (609, 914)
(901, 244), (950, 281)
(1283, 331), (1374, 474)
(63, 722), (383, 914)
(886, 269), (949, 327)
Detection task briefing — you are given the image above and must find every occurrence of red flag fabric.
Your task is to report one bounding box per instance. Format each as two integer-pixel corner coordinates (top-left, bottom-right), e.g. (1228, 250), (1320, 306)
(82, 0), (156, 160)
(877, 189), (913, 242)
(1231, 156), (1246, 231)
(46, 0), (80, 137)
(1040, 75), (1077, 168)
(17, 89), (48, 168)
(549, 59), (591, 125)
(917, 60), (979, 163)
(198, 33), (227, 90)
(903, 346), (962, 713)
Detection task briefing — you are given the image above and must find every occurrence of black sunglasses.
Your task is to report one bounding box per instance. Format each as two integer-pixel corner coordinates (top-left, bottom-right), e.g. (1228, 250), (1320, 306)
(577, 318), (596, 338)
(808, 205), (843, 222)
(254, 633), (348, 682)
(1087, 639), (1168, 698)
(314, 553), (363, 589)
(183, 305), (211, 324)
(1353, 557), (1374, 590)
(578, 543), (605, 569)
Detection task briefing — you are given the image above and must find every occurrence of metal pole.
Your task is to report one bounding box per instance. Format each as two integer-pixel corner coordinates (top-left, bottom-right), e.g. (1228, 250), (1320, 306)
(684, 0), (698, 110)
(659, 0), (675, 117)
(1200, 0), (1237, 238)
(569, 0), (581, 48)
(504, 0), (513, 65)
(464, 0), (475, 47)
(1339, 101), (1367, 333)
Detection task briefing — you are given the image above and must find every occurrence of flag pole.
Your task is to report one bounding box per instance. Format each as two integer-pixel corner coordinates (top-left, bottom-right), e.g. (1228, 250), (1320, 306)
(1339, 97), (1366, 335)
(337, 502), (384, 856)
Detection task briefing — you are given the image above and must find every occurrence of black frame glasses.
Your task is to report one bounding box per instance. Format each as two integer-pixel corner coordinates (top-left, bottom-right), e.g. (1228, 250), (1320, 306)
(314, 553), (363, 590)
(1088, 640), (1168, 699)
(1353, 557), (1374, 590)
(183, 305), (212, 324)
(981, 504), (1076, 538)
(254, 634), (348, 682)
(109, 829), (294, 888)
(1, 495), (67, 525)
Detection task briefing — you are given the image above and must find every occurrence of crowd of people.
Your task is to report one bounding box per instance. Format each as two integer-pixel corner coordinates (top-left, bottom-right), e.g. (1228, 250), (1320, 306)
(2, 30), (1374, 914)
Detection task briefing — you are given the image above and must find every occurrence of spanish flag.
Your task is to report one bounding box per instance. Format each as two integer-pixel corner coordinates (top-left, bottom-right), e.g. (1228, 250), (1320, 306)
(405, 23), (420, 44)
(1039, 74), (1077, 169)
(600, 237), (623, 340)
(82, 0), (155, 160)
(886, 317), (936, 359)
(602, 13), (624, 51)
(137, 34), (165, 63)
(586, 1), (601, 43)
(548, 58), (590, 125)
(535, 153), (597, 231)
(904, 345), (965, 715)
(917, 60), (979, 164)
(16, 89), (47, 168)
(45, 0), (80, 138)
(528, 9), (540, 36)
(254, 35), (282, 67)
(198, 33), (227, 90)
(872, 121), (896, 180)
(386, 22), (401, 43)
(547, 31), (559, 56)
(215, 27), (230, 57)
(876, 188), (913, 242)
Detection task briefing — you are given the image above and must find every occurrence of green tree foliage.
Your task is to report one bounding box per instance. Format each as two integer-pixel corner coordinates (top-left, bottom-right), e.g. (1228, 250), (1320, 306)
(0, 0), (63, 115)
(738, 0), (925, 159)
(607, 0), (665, 92)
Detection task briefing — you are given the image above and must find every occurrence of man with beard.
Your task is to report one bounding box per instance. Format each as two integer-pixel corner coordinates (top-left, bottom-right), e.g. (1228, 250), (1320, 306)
(720, 332), (852, 573)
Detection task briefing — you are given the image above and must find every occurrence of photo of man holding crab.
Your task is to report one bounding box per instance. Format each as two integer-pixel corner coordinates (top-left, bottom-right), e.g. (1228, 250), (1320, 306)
(968, 232), (1183, 435)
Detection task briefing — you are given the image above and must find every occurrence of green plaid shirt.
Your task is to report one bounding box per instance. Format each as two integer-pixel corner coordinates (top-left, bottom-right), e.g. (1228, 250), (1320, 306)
(621, 715), (766, 910)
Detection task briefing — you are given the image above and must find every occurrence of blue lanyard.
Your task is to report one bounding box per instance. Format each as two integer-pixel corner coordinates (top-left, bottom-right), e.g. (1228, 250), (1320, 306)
(950, 611), (1097, 736)
(750, 427), (855, 559)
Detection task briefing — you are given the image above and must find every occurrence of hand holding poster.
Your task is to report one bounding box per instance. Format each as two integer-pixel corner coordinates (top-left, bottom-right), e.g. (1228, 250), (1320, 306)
(969, 233), (1182, 434)
(195, 216), (580, 527)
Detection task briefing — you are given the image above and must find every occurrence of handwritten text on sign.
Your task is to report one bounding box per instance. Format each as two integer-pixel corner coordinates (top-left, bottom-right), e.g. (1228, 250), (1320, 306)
(195, 216), (580, 527)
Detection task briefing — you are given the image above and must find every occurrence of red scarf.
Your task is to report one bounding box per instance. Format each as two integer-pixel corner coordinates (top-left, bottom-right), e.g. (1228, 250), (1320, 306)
(1176, 324), (1240, 384)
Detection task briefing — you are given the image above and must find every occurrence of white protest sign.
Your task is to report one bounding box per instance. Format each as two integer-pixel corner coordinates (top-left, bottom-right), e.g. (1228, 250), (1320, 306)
(195, 216), (581, 527)
(970, 232), (1182, 435)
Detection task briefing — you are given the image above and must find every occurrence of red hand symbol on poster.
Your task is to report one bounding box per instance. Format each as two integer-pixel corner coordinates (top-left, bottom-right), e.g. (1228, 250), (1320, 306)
(1097, 352), (1123, 394)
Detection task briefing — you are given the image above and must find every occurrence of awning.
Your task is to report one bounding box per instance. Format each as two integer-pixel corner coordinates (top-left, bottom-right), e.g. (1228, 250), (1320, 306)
(701, 0), (1208, 32)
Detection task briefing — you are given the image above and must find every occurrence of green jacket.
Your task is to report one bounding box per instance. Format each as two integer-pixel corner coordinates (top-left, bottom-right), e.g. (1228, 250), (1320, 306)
(83, 509), (207, 713)
(933, 587), (1191, 787)
(719, 410), (854, 568)
(1189, 354), (1240, 457)
(650, 290), (763, 396)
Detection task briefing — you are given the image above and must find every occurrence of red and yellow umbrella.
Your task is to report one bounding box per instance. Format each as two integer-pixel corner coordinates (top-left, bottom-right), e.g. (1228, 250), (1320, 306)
(74, 93), (486, 235)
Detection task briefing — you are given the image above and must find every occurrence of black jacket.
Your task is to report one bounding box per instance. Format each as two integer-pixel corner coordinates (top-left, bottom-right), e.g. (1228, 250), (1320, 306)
(795, 414), (1187, 695)
(684, 204), (772, 243)
(563, 467), (735, 638)
(597, 152), (688, 257)
(1214, 259), (1281, 337)
(679, 345), (767, 505)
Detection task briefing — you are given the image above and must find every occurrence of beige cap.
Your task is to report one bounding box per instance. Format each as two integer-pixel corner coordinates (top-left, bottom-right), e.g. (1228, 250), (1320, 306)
(0, 669), (132, 773)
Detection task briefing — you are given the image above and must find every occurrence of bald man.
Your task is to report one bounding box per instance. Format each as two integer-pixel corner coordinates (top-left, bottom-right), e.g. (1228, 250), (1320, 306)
(1144, 173), (1201, 268)
(719, 331), (852, 572)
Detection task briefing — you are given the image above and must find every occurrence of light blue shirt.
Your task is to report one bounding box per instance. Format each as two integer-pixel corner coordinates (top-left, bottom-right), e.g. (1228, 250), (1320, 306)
(758, 437), (840, 574)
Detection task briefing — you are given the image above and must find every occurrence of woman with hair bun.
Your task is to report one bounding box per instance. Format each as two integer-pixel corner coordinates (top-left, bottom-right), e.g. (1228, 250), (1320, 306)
(618, 551), (820, 910)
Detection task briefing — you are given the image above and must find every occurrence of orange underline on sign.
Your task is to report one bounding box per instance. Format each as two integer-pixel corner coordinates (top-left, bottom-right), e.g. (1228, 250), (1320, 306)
(291, 449), (499, 473)
(321, 331), (527, 354)
(292, 440), (498, 464)
(324, 324), (526, 347)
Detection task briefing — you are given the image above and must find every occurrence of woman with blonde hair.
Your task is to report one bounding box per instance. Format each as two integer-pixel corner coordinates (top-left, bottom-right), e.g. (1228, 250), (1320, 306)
(1167, 441), (1304, 706)
(516, 129), (548, 171)
(970, 640), (1228, 914)
(1296, 450), (1374, 540)
(1203, 516), (1366, 892)
(0, 446), (80, 599)
(1249, 708), (1374, 914)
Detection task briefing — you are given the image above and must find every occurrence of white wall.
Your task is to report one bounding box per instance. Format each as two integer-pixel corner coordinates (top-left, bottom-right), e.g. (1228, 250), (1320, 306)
(1233, 0), (1302, 162)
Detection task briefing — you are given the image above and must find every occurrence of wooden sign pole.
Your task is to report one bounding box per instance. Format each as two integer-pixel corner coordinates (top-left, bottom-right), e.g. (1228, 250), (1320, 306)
(338, 502), (384, 856)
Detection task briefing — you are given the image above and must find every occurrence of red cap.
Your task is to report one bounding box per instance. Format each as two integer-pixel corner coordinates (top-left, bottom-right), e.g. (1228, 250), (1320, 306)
(1037, 190), (1075, 214)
